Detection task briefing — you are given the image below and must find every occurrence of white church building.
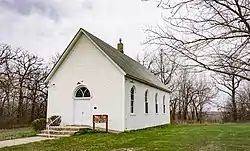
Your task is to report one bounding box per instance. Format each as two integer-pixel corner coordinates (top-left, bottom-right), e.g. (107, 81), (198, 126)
(45, 28), (171, 132)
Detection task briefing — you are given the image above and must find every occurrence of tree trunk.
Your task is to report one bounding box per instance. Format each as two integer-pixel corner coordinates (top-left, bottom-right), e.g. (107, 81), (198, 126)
(31, 97), (36, 122)
(17, 86), (24, 123)
(232, 89), (237, 122)
(183, 104), (188, 121)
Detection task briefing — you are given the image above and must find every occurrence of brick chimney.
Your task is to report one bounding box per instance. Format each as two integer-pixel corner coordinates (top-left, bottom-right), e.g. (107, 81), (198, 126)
(117, 38), (124, 53)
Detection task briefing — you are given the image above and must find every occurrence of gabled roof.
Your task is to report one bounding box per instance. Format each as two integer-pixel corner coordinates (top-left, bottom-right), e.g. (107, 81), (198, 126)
(46, 28), (171, 93)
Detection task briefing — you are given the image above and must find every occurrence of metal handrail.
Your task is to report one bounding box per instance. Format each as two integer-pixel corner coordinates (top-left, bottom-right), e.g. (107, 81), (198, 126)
(47, 116), (61, 138)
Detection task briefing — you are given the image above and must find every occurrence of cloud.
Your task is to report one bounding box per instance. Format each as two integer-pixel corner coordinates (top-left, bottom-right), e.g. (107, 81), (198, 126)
(0, 0), (162, 61)
(82, 0), (94, 10)
(0, 0), (60, 21)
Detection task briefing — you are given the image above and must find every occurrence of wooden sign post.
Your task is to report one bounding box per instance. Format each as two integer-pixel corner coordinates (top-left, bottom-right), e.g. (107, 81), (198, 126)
(93, 114), (108, 132)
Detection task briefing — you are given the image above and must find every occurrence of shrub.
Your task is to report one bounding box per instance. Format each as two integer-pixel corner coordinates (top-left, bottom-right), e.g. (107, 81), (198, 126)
(31, 118), (46, 131)
(48, 115), (61, 126)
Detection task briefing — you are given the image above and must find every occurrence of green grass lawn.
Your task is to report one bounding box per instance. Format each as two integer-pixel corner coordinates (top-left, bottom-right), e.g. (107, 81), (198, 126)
(0, 127), (36, 141)
(2, 124), (250, 151)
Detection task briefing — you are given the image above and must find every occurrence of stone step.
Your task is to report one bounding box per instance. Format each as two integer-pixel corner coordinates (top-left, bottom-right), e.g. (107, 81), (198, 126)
(41, 130), (77, 135)
(37, 133), (70, 138)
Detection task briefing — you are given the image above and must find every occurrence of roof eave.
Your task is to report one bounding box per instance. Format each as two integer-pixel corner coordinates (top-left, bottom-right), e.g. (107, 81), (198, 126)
(125, 74), (171, 93)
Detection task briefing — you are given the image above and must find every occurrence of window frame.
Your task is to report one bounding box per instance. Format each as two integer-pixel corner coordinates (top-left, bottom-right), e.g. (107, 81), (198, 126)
(73, 85), (91, 100)
(130, 86), (136, 115)
(163, 95), (166, 114)
(145, 90), (149, 114)
(155, 93), (158, 114)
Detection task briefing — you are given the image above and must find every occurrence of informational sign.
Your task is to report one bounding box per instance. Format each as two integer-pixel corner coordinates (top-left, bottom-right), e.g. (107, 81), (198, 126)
(93, 114), (108, 132)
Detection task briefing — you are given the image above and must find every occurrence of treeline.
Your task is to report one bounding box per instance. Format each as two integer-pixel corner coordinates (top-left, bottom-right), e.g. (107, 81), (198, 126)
(141, 0), (250, 123)
(222, 83), (250, 122)
(138, 50), (217, 123)
(138, 48), (250, 123)
(170, 70), (216, 123)
(0, 44), (51, 128)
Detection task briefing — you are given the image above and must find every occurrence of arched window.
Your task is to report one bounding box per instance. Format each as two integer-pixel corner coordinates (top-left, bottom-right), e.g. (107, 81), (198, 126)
(130, 86), (135, 114)
(155, 93), (158, 113)
(74, 86), (91, 99)
(163, 95), (166, 113)
(145, 90), (149, 114)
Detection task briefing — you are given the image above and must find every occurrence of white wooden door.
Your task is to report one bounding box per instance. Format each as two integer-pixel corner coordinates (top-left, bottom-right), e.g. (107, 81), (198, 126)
(74, 100), (92, 125)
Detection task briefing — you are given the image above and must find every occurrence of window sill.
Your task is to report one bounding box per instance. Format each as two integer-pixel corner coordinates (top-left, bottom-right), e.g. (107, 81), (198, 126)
(73, 97), (91, 100)
(130, 113), (136, 116)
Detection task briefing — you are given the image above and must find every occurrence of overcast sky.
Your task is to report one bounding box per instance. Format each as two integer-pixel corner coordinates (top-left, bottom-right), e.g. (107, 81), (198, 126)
(0, 0), (162, 61)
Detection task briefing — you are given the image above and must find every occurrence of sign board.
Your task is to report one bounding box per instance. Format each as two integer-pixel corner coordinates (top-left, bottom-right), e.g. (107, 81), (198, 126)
(93, 114), (108, 132)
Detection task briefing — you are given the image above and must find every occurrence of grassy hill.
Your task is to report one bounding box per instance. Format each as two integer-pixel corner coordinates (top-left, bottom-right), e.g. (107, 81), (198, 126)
(2, 124), (250, 151)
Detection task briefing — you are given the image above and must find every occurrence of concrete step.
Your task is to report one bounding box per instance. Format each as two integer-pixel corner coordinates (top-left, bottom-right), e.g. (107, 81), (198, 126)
(41, 130), (77, 135)
(37, 133), (70, 138)
(49, 126), (90, 131)
(37, 125), (92, 138)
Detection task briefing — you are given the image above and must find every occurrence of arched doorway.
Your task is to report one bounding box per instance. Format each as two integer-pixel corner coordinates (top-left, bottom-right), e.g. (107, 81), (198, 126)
(73, 85), (92, 125)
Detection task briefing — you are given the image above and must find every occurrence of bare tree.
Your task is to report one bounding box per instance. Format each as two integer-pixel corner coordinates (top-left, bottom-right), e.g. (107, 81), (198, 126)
(49, 52), (61, 69)
(0, 44), (16, 126)
(144, 0), (250, 81)
(0, 43), (48, 128)
(137, 49), (178, 85)
(26, 63), (48, 122)
(212, 53), (245, 121)
(237, 82), (250, 121)
(137, 50), (155, 70)
(170, 69), (216, 122)
(213, 74), (242, 121)
(177, 69), (197, 121)
(192, 78), (216, 122)
(13, 51), (44, 123)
